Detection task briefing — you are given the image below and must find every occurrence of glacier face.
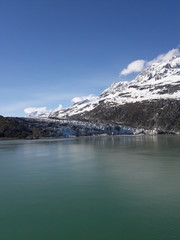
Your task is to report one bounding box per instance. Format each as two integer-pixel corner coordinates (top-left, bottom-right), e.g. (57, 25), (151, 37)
(27, 56), (180, 119)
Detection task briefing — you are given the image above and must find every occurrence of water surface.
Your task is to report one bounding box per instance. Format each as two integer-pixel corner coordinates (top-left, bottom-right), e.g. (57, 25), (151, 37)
(0, 136), (180, 240)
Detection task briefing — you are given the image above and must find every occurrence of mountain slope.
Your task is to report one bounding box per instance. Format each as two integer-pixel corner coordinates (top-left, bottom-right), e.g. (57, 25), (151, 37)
(74, 99), (180, 133)
(31, 56), (180, 119)
(26, 56), (180, 133)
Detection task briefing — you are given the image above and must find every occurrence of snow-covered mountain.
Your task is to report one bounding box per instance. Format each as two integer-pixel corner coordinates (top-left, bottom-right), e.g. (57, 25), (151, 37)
(27, 56), (180, 119)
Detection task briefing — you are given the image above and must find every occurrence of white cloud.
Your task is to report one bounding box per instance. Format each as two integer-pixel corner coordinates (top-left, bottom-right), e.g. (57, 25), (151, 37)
(0, 92), (77, 116)
(121, 60), (146, 76)
(120, 47), (180, 76)
(71, 94), (97, 104)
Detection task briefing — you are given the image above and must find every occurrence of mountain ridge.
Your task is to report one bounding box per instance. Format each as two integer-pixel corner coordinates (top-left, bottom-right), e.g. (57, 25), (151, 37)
(27, 56), (180, 120)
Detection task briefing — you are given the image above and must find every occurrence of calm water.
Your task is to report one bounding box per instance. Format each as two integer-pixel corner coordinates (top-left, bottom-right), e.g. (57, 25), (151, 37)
(0, 136), (180, 240)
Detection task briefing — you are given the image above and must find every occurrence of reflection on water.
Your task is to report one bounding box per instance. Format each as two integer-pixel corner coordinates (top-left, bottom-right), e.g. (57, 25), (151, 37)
(0, 135), (180, 240)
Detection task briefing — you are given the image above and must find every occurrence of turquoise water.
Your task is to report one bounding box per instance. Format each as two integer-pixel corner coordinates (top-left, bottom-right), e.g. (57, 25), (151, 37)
(0, 136), (180, 240)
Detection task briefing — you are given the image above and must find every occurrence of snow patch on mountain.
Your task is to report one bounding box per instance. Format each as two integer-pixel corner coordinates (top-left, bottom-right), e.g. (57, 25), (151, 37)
(24, 107), (51, 118)
(71, 94), (97, 104)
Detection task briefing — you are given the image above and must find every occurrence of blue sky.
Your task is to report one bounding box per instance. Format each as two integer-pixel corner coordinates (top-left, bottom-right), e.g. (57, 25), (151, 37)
(0, 0), (180, 116)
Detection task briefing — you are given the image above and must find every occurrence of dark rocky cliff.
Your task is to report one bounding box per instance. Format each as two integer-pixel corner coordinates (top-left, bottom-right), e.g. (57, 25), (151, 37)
(71, 99), (180, 134)
(0, 116), (32, 138)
